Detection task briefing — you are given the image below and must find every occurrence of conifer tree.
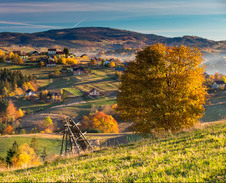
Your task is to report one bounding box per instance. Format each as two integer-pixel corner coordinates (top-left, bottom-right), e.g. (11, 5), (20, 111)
(30, 137), (39, 154)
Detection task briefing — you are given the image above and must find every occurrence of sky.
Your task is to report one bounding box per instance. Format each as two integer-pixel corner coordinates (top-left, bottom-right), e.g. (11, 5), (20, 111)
(0, 0), (225, 41)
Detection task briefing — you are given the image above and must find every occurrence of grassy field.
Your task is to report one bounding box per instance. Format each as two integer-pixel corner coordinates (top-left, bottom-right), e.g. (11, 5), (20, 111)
(0, 133), (135, 158)
(48, 96), (116, 118)
(0, 135), (62, 158)
(0, 122), (225, 182)
(201, 95), (226, 122)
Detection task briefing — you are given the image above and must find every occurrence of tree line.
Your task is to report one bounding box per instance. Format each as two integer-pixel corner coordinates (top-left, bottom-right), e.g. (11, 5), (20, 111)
(0, 68), (35, 96)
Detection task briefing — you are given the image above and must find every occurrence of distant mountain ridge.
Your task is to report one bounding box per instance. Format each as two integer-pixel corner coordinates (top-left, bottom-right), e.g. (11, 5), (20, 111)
(0, 27), (225, 52)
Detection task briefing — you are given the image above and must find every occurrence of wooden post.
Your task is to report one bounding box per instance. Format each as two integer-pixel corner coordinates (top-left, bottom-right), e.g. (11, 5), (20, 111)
(65, 128), (68, 156)
(60, 130), (65, 156)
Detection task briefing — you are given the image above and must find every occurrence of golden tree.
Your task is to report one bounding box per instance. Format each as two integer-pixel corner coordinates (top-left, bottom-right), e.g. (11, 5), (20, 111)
(117, 44), (207, 134)
(109, 61), (116, 68)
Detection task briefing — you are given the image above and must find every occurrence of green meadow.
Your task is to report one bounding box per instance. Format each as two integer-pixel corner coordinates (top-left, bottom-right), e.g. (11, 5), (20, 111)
(0, 135), (62, 158)
(0, 122), (225, 182)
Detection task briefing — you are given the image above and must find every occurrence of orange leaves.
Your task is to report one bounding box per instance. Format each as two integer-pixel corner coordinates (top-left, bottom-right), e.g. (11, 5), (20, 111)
(5, 100), (17, 122)
(3, 125), (13, 135)
(81, 112), (119, 133)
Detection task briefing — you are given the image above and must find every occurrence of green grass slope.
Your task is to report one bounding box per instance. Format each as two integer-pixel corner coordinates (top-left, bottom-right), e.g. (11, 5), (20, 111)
(0, 135), (62, 158)
(0, 122), (225, 182)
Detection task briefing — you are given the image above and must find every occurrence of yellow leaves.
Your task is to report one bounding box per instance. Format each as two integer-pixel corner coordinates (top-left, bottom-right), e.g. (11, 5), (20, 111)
(14, 143), (41, 168)
(18, 108), (24, 118)
(109, 61), (116, 68)
(117, 43), (207, 134)
(22, 81), (36, 92)
(60, 57), (78, 65)
(0, 49), (3, 56)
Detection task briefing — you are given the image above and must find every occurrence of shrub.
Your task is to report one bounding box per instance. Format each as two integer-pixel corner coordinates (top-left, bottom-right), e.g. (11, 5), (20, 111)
(3, 125), (13, 135)
(81, 112), (119, 133)
(20, 129), (26, 134)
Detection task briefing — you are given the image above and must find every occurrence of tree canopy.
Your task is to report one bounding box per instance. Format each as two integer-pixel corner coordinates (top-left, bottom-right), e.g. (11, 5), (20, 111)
(117, 44), (207, 134)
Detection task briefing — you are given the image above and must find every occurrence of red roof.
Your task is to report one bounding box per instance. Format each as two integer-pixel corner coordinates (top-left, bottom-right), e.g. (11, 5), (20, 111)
(56, 51), (65, 54)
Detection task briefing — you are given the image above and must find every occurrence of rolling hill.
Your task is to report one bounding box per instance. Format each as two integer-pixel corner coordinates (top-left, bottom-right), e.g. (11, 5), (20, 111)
(0, 122), (225, 182)
(0, 27), (225, 52)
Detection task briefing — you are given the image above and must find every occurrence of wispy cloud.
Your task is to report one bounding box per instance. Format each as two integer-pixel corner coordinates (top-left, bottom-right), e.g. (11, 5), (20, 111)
(0, 20), (30, 25)
(0, 20), (62, 29)
(0, 1), (225, 15)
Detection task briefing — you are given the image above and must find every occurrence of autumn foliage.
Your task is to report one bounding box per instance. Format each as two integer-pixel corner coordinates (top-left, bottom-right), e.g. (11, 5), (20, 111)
(81, 112), (119, 133)
(13, 143), (41, 168)
(3, 125), (13, 135)
(117, 44), (207, 134)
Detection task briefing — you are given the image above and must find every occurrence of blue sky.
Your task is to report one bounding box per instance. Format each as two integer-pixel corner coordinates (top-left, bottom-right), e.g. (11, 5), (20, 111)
(0, 0), (225, 41)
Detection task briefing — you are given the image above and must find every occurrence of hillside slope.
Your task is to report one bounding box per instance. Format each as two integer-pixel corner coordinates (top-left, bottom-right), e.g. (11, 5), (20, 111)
(0, 122), (225, 182)
(0, 27), (225, 51)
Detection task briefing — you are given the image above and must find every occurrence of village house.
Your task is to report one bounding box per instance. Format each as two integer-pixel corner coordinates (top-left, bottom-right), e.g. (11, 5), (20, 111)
(88, 88), (100, 98)
(212, 81), (226, 89)
(56, 51), (65, 58)
(12, 51), (21, 55)
(25, 89), (35, 96)
(31, 51), (39, 55)
(104, 60), (110, 66)
(73, 67), (84, 75)
(20, 53), (29, 61)
(48, 49), (57, 55)
(45, 57), (56, 67)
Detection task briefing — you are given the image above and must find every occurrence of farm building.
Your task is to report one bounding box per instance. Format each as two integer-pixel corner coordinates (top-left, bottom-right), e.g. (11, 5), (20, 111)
(25, 89), (35, 96)
(212, 81), (225, 89)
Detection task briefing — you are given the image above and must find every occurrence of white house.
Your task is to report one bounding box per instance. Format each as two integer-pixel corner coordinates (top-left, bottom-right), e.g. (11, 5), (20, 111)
(212, 81), (226, 89)
(48, 49), (57, 55)
(88, 88), (100, 97)
(25, 89), (35, 96)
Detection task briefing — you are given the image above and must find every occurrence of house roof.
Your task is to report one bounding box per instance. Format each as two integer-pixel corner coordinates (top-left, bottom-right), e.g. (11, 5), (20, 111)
(80, 54), (88, 57)
(56, 51), (65, 54)
(48, 49), (56, 51)
(51, 92), (61, 96)
(46, 61), (56, 64)
(73, 67), (84, 71)
(26, 89), (34, 93)
(215, 81), (225, 84)
(89, 88), (99, 93)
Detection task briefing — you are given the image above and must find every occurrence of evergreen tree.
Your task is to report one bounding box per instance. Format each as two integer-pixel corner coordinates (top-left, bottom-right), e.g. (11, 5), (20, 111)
(41, 147), (47, 161)
(30, 137), (39, 154)
(5, 141), (18, 166)
(63, 47), (70, 56)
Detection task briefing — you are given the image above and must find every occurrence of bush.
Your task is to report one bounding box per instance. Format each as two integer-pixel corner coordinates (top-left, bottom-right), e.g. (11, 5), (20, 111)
(80, 112), (119, 133)
(3, 125), (13, 135)
(20, 129), (26, 134)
